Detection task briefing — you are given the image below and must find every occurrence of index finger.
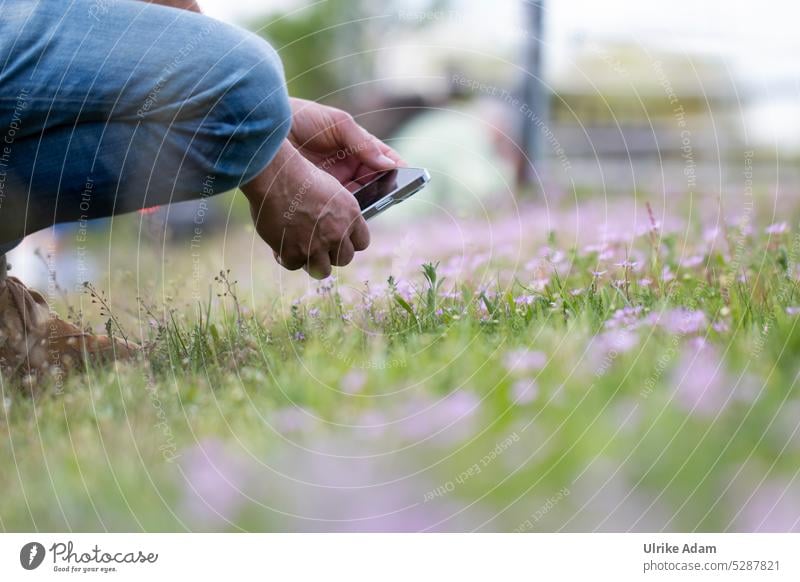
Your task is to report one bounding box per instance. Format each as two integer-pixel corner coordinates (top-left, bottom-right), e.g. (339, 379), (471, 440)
(336, 115), (398, 171)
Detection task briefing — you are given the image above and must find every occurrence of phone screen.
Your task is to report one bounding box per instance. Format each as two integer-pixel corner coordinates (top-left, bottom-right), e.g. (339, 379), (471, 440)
(354, 170), (400, 211)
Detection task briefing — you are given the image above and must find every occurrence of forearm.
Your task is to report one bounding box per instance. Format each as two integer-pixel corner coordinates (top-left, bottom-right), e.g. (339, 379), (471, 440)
(142, 0), (202, 13)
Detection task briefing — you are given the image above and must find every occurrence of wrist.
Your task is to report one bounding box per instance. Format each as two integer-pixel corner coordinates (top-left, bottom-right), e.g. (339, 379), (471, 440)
(242, 140), (303, 209)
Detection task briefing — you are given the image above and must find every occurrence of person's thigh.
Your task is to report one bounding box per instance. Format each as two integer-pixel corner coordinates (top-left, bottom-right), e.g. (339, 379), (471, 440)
(0, 0), (291, 251)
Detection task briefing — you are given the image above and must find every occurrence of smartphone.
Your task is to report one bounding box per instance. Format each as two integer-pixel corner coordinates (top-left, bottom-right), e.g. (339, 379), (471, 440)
(354, 167), (431, 220)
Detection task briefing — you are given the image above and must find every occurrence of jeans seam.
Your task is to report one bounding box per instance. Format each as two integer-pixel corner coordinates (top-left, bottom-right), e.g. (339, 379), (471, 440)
(0, 95), (141, 105)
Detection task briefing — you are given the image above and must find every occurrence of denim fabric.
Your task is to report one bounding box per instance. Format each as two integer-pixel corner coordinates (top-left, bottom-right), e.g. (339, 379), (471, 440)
(0, 0), (291, 254)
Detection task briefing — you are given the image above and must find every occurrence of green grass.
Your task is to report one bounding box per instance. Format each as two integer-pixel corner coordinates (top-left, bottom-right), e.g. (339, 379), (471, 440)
(3, 207), (800, 532)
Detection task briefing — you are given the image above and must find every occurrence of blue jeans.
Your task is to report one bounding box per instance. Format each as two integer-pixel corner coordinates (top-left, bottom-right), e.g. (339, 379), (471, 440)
(0, 0), (291, 255)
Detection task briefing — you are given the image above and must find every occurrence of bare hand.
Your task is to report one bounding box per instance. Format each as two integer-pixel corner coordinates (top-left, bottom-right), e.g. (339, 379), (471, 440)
(243, 142), (370, 279)
(242, 99), (406, 278)
(288, 98), (406, 191)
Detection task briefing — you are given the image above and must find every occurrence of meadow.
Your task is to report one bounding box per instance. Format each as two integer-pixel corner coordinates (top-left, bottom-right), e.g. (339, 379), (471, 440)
(2, 187), (800, 532)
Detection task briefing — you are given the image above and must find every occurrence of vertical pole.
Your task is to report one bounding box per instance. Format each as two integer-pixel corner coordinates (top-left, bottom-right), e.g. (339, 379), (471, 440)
(518, 0), (548, 189)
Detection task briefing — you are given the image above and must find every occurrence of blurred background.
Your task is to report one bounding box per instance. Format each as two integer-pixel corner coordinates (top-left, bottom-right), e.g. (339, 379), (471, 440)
(10, 0), (800, 286)
(7, 0), (800, 534)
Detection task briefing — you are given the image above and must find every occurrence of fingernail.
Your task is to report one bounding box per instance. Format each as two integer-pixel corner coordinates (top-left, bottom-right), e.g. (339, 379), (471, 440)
(377, 154), (396, 167)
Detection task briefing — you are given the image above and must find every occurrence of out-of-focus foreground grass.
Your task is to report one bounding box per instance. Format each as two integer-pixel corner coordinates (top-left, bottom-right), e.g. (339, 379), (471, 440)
(2, 191), (800, 532)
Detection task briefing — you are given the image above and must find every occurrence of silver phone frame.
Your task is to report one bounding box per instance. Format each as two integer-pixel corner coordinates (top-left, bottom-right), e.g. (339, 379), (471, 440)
(359, 168), (431, 220)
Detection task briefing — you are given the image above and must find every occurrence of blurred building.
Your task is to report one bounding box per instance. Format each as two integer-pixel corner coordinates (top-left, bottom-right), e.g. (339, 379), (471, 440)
(548, 42), (742, 159)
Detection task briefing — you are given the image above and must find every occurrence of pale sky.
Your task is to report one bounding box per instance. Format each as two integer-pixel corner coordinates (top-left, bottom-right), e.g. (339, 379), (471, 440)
(199, 0), (800, 147)
(200, 0), (800, 80)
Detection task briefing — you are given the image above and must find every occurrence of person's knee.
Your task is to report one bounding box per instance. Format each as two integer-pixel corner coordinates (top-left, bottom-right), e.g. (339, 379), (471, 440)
(203, 30), (292, 192)
(154, 24), (292, 196)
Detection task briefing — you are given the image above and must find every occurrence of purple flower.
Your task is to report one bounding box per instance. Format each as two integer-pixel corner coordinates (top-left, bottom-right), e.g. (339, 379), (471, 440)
(530, 277), (549, 291)
(316, 276), (336, 294)
(735, 220), (754, 236)
(503, 349), (547, 373)
(598, 249), (615, 261)
(739, 479), (800, 532)
(353, 410), (389, 440)
(599, 330), (639, 353)
(588, 330), (639, 374)
(179, 439), (249, 528)
(688, 336), (707, 350)
(469, 252), (490, 269)
(273, 407), (312, 433)
(399, 391), (480, 443)
(394, 279), (415, 301)
(514, 294), (536, 306)
(605, 306), (645, 330)
(671, 345), (727, 417)
(524, 258), (541, 271)
(648, 308), (707, 335)
(712, 320), (730, 332)
(549, 250), (566, 264)
(636, 223), (659, 237)
(679, 255), (704, 268)
(584, 243), (607, 253)
(341, 369), (367, 394)
(766, 222), (788, 235)
(703, 227), (721, 242)
(511, 379), (538, 404)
